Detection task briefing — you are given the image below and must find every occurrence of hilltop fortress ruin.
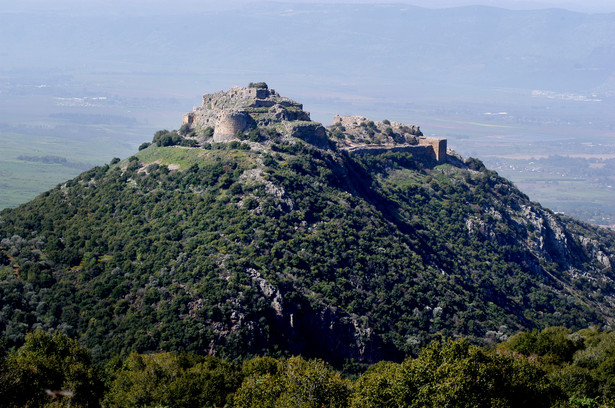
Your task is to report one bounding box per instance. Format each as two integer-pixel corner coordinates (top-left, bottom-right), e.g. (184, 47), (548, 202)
(330, 115), (447, 162)
(181, 83), (447, 162)
(182, 84), (328, 147)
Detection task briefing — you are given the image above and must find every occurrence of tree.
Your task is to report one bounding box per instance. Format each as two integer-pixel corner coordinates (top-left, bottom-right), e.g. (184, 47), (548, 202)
(152, 130), (182, 147)
(403, 339), (561, 408)
(350, 361), (406, 408)
(502, 327), (582, 365)
(0, 330), (103, 408)
(465, 157), (486, 172)
(178, 123), (192, 136)
(234, 356), (351, 408)
(104, 352), (242, 408)
(350, 339), (562, 408)
(138, 142), (151, 151)
(248, 82), (268, 89)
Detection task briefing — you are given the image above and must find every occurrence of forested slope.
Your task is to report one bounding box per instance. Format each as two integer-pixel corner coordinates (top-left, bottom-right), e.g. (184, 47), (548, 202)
(1, 85), (615, 366)
(2, 138), (615, 365)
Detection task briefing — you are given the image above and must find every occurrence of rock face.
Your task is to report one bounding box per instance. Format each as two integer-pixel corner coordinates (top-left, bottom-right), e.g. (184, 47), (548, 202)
(182, 84), (328, 146)
(285, 122), (329, 149)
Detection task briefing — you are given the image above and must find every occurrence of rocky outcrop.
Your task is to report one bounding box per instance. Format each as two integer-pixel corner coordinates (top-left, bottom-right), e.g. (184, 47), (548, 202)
(285, 121), (329, 149)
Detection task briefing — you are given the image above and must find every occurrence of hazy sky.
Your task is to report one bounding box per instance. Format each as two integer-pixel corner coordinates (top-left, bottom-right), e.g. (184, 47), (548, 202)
(396, 0), (612, 12)
(4, 0), (615, 14)
(298, 0), (615, 13)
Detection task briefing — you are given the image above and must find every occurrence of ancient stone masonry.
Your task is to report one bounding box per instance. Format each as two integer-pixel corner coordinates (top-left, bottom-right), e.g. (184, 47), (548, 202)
(417, 137), (447, 162)
(182, 84), (327, 146)
(333, 115), (422, 138)
(181, 84), (445, 159)
(330, 115), (447, 163)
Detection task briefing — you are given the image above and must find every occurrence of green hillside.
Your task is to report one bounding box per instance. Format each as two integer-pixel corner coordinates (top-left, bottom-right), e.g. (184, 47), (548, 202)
(1, 85), (615, 367)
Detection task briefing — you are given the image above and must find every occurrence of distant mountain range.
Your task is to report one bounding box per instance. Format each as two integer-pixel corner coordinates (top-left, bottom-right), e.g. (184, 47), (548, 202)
(2, 3), (614, 96)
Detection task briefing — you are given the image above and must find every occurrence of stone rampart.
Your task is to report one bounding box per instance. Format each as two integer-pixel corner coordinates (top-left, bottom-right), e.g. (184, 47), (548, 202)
(333, 115), (421, 136)
(181, 85), (439, 154)
(213, 110), (251, 142)
(345, 142), (447, 163)
(333, 115), (369, 127)
(418, 137), (447, 162)
(182, 84), (318, 144)
(182, 112), (195, 125)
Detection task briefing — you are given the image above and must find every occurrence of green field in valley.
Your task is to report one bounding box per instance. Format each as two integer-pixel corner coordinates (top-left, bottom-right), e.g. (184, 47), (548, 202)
(0, 121), (155, 209)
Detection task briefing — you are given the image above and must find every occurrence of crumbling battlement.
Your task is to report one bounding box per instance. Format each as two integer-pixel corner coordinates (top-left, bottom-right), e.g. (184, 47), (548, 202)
(333, 115), (421, 137)
(344, 142), (447, 163)
(182, 84), (315, 143)
(417, 137), (447, 162)
(330, 115), (422, 146)
(330, 115), (446, 163)
(180, 84), (444, 158)
(201, 86), (285, 111)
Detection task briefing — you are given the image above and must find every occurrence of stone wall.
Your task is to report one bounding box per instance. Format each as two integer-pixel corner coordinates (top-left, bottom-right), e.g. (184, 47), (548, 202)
(345, 143), (447, 163)
(418, 137), (447, 162)
(212, 110), (251, 142)
(333, 115), (421, 136)
(333, 115), (369, 127)
(182, 85), (315, 144)
(182, 112), (195, 125)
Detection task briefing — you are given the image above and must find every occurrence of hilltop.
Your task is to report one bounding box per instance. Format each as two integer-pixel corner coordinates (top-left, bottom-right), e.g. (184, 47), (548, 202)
(176, 83), (446, 164)
(1, 84), (614, 366)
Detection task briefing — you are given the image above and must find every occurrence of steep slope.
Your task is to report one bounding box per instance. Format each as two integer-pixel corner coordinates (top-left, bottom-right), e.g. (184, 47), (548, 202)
(1, 85), (614, 366)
